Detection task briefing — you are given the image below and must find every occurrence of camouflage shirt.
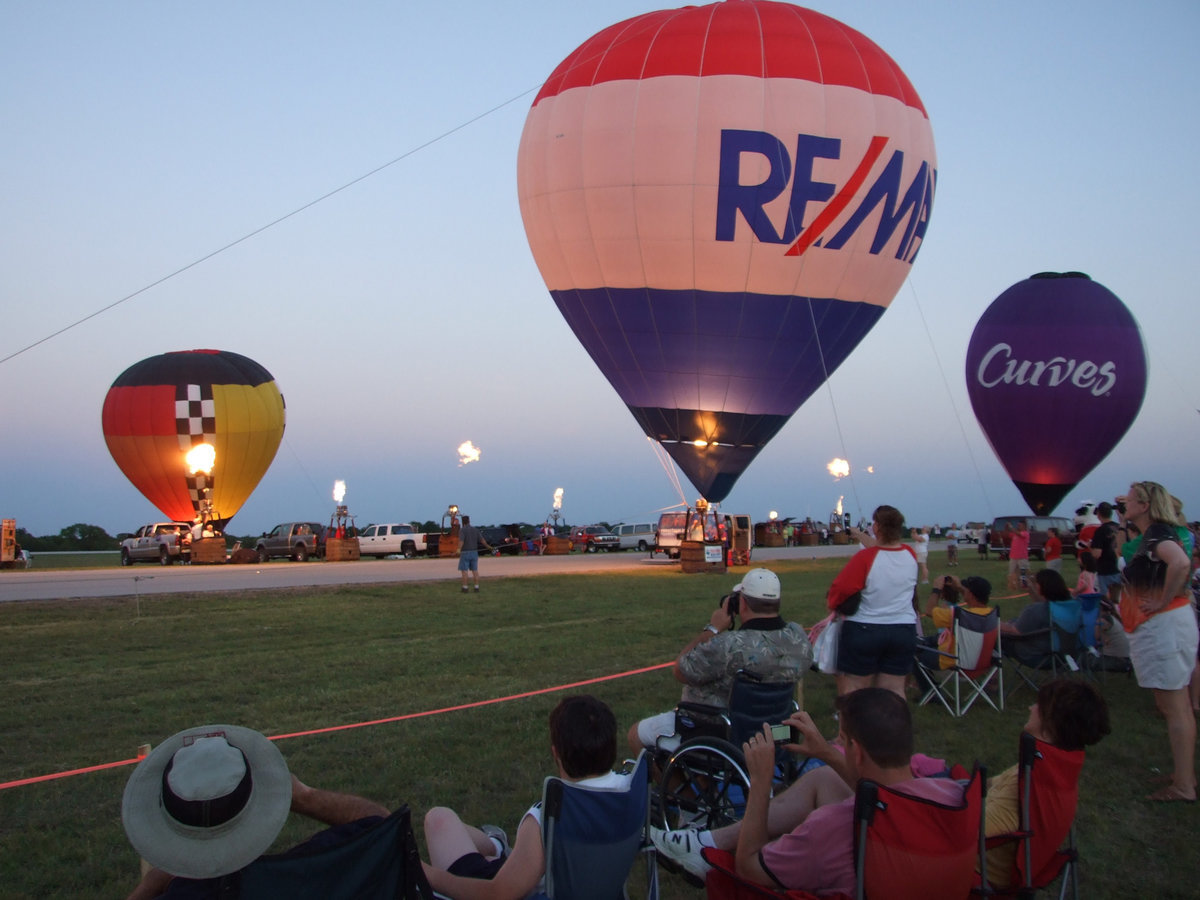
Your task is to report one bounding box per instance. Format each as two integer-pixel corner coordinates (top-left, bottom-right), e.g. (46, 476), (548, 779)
(676, 617), (812, 707)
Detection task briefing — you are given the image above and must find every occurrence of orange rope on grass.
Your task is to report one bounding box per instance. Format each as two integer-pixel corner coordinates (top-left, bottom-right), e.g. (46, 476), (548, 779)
(0, 660), (675, 792)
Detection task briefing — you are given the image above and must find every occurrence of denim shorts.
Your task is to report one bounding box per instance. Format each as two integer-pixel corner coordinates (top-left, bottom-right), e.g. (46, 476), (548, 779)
(838, 620), (917, 676)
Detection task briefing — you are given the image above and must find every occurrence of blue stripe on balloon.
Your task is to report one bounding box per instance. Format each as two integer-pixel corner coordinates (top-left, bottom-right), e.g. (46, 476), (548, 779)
(552, 287), (885, 417)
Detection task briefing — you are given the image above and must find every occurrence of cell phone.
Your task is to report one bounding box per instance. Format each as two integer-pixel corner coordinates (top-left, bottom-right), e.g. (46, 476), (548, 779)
(770, 723), (797, 744)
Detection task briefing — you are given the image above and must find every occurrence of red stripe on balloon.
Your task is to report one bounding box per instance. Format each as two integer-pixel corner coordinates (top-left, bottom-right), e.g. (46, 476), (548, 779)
(786, 135), (889, 257)
(535, 1), (925, 112)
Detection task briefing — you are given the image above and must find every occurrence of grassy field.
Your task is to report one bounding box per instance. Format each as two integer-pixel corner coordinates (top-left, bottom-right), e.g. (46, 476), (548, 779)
(0, 553), (1193, 898)
(20, 551), (121, 569)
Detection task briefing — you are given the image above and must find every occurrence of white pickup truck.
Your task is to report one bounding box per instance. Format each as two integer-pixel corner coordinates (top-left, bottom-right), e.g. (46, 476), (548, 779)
(121, 522), (191, 566)
(357, 523), (429, 558)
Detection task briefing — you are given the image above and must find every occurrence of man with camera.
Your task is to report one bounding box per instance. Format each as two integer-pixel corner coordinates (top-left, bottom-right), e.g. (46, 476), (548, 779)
(626, 567), (812, 755)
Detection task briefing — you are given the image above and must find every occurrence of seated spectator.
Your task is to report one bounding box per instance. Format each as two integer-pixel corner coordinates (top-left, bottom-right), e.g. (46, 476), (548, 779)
(1000, 569), (1072, 666)
(1073, 552), (1098, 596)
(1095, 601), (1133, 672)
(627, 568), (810, 755)
(915, 575), (993, 685)
(423, 695), (629, 900)
(983, 679), (1110, 887)
(652, 689), (965, 893)
(122, 724), (392, 900)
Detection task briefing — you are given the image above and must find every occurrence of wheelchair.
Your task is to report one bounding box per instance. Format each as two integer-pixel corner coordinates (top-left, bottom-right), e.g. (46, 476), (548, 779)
(652, 671), (802, 833)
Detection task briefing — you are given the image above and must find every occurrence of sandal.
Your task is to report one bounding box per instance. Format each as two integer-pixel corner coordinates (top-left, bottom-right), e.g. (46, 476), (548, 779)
(1148, 784), (1197, 803)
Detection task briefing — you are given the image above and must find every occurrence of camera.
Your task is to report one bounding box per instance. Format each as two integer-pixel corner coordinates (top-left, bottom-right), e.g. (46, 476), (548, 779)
(770, 723), (797, 744)
(721, 591), (741, 619)
(1115, 498), (1126, 516)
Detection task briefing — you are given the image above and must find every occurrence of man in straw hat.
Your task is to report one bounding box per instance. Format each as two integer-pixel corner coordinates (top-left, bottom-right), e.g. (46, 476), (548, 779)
(123, 723), (392, 898)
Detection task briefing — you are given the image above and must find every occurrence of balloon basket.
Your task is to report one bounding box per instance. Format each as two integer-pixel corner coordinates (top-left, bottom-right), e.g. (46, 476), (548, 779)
(832, 532), (849, 545)
(680, 541), (727, 575)
(324, 537), (360, 561)
(799, 533), (818, 546)
(544, 536), (571, 555)
(190, 537), (228, 565)
(438, 535), (460, 558)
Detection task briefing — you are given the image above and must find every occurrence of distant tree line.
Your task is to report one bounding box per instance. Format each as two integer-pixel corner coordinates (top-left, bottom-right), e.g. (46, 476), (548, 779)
(15, 519), (618, 553)
(15, 525), (258, 553)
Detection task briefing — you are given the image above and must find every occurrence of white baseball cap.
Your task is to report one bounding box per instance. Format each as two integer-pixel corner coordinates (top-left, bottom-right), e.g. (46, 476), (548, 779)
(733, 568), (781, 602)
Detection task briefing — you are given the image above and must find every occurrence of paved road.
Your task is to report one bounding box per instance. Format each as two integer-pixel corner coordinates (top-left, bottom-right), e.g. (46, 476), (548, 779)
(0, 543), (900, 603)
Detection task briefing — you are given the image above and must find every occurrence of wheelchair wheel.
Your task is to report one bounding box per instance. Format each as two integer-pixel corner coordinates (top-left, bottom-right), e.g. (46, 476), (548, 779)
(657, 737), (751, 832)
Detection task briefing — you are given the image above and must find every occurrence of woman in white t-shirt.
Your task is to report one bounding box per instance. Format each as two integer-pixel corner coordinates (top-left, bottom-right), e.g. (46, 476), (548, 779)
(826, 506), (919, 699)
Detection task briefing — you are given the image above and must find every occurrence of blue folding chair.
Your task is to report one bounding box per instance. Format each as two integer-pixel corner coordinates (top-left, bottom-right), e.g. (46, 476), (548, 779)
(1074, 593), (1103, 678)
(536, 751), (658, 900)
(1007, 600), (1082, 699)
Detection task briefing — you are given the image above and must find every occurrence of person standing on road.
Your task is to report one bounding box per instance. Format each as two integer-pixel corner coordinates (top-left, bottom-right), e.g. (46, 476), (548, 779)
(458, 515), (493, 593)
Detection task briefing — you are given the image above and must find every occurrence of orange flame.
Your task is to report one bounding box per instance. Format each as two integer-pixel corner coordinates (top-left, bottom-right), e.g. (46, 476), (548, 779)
(185, 443), (216, 475)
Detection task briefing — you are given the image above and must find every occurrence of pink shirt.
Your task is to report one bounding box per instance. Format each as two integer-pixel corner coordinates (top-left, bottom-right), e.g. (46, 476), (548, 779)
(1074, 571), (1096, 595)
(1009, 529), (1030, 561)
(759, 777), (965, 895)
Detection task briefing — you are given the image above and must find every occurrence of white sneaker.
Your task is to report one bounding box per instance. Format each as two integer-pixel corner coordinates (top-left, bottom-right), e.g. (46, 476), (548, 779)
(480, 824), (509, 858)
(651, 826), (711, 879)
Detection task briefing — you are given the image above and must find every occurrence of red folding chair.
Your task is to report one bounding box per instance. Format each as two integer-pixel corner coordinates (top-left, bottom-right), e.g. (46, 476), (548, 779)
(854, 767), (985, 900)
(977, 732), (1082, 899)
(700, 768), (985, 900)
(700, 848), (832, 900)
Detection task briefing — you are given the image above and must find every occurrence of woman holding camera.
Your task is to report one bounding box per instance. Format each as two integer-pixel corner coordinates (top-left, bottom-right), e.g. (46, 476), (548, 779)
(1118, 481), (1197, 802)
(827, 505), (918, 699)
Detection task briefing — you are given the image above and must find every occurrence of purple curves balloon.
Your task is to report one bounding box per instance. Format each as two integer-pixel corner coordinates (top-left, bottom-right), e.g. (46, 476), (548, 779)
(966, 272), (1147, 515)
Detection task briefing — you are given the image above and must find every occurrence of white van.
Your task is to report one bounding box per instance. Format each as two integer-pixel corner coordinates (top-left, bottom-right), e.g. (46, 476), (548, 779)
(613, 521), (658, 551)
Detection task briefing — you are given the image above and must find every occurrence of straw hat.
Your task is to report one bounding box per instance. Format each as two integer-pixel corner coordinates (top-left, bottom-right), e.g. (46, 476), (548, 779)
(121, 724), (291, 879)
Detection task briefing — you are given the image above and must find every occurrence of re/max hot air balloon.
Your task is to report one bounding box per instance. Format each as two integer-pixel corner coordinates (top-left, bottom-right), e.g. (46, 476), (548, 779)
(966, 273), (1147, 516)
(102, 349), (285, 529)
(517, 1), (935, 502)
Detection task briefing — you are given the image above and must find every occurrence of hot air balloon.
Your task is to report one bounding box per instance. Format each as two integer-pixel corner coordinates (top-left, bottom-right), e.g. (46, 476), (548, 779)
(965, 272), (1147, 515)
(102, 349), (286, 530)
(517, 0), (935, 501)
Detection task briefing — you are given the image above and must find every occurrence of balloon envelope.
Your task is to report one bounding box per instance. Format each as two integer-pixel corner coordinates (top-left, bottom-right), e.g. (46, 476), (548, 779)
(102, 349), (286, 529)
(965, 273), (1147, 515)
(517, 0), (935, 502)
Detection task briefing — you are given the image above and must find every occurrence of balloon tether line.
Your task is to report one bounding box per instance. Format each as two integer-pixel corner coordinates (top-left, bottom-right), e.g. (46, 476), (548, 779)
(804, 301), (864, 521)
(904, 277), (995, 520)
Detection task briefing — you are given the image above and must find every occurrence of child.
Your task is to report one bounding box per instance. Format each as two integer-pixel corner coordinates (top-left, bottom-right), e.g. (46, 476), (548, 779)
(1073, 552), (1097, 596)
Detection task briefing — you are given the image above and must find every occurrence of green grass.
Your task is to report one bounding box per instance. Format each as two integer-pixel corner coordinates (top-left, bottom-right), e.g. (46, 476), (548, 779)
(18, 551), (121, 569)
(0, 554), (1193, 898)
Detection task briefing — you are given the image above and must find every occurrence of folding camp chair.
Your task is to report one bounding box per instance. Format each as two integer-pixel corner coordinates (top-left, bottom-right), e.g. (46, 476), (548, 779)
(977, 732), (1083, 900)
(535, 750), (658, 900)
(916, 606), (1004, 716)
(854, 767), (986, 900)
(700, 849), (827, 900)
(699, 767), (986, 900)
(234, 805), (433, 899)
(1006, 600), (1081, 700)
(1073, 593), (1103, 679)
